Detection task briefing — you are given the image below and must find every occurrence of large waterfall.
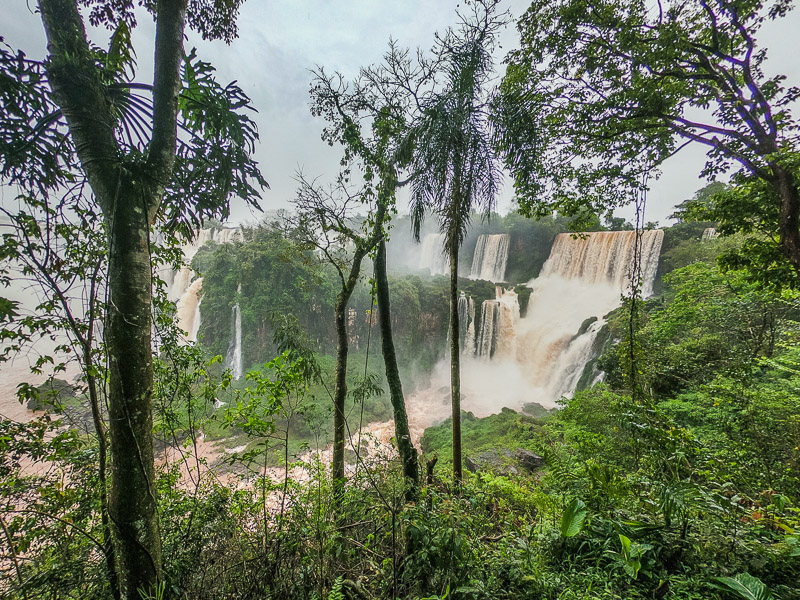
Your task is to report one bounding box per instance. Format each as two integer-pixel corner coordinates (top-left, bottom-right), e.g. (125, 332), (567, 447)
(541, 230), (663, 297)
(470, 234), (509, 282)
(408, 229), (664, 427)
(418, 233), (449, 276)
(516, 229), (663, 401)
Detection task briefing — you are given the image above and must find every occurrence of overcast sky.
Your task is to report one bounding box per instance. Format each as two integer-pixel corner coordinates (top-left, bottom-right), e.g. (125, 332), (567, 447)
(5, 0), (800, 227)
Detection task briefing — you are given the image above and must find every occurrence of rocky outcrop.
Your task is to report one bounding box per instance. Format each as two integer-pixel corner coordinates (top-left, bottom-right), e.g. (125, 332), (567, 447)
(464, 448), (544, 477)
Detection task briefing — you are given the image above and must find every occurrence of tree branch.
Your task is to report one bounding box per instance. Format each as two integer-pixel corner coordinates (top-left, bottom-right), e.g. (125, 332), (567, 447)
(146, 0), (188, 216)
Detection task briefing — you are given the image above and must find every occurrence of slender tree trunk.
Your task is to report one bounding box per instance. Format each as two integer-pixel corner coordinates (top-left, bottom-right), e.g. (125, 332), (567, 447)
(449, 238), (462, 482)
(85, 347), (120, 600)
(774, 165), (800, 275)
(332, 290), (350, 495)
(375, 239), (419, 498)
(329, 197), (388, 499)
(331, 248), (370, 499)
(105, 183), (162, 599)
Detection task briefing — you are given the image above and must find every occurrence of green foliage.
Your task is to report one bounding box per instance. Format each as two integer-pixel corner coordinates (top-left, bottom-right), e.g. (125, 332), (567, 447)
(163, 49), (268, 237)
(712, 573), (773, 600)
(496, 0), (800, 277)
(600, 261), (798, 399)
(679, 170), (800, 288)
(605, 534), (653, 580)
(421, 408), (543, 462)
(0, 417), (109, 597)
(560, 498), (588, 538)
(0, 38), (73, 191)
(326, 576), (345, 600)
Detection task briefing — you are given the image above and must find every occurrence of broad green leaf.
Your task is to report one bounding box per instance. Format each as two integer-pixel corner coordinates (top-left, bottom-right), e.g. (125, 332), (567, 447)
(560, 498), (588, 538)
(711, 573), (772, 600)
(618, 534), (632, 556)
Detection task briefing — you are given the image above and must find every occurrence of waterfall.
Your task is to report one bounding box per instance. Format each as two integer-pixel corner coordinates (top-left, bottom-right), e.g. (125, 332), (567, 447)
(516, 229), (664, 401)
(418, 233), (449, 276)
(539, 230), (663, 297)
(477, 300), (498, 358)
(458, 293), (477, 355)
(383, 229), (666, 435)
(470, 234), (509, 282)
(459, 293), (476, 356)
(176, 277), (203, 343)
(476, 287), (519, 359)
(225, 283), (243, 380)
(702, 227), (719, 241)
(160, 226), (240, 346)
(164, 226), (240, 303)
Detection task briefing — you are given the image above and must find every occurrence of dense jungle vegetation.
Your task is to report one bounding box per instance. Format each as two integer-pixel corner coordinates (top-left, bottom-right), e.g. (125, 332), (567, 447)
(1, 0), (799, 598)
(3, 210), (799, 600)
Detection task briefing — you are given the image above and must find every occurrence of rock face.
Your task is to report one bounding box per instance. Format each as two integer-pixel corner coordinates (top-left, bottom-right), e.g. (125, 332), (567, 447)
(464, 448), (544, 477)
(26, 378), (77, 411)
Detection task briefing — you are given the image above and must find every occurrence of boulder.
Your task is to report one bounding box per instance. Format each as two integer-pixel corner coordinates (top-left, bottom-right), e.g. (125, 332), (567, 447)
(464, 447), (544, 477)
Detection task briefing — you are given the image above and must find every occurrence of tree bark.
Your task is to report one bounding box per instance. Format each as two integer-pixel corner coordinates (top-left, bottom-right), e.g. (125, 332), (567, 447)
(449, 237), (463, 482)
(331, 289), (350, 493)
(773, 165), (800, 275)
(375, 239), (419, 499)
(106, 182), (163, 598)
(331, 247), (368, 498)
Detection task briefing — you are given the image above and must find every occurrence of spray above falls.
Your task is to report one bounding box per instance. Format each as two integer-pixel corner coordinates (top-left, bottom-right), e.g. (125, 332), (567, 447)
(418, 233), (449, 276)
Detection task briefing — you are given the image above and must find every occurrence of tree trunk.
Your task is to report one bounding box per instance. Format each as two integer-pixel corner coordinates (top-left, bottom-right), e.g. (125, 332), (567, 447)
(449, 239), (463, 482)
(332, 289), (349, 495)
(105, 183), (163, 599)
(38, 0), (189, 596)
(375, 239), (419, 498)
(774, 164), (800, 275)
(85, 344), (120, 600)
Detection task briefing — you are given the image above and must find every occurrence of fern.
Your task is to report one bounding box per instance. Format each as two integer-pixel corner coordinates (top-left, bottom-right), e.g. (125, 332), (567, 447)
(327, 577), (345, 600)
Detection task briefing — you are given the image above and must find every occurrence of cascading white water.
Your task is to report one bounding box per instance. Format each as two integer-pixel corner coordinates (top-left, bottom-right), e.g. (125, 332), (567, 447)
(225, 284), (243, 380)
(406, 230), (665, 430)
(515, 229), (664, 402)
(163, 226), (240, 342)
(470, 234), (509, 282)
(165, 227), (240, 302)
(477, 300), (497, 357)
(176, 277), (203, 343)
(476, 287), (519, 359)
(459, 293), (476, 356)
(541, 230), (663, 297)
(702, 227), (719, 241)
(418, 233), (449, 276)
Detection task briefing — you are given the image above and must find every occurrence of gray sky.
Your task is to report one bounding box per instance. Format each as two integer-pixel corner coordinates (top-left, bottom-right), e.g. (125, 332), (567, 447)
(5, 0), (800, 227)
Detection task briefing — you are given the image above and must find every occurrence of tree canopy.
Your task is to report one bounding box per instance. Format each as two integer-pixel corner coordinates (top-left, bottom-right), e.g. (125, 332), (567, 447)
(497, 0), (800, 275)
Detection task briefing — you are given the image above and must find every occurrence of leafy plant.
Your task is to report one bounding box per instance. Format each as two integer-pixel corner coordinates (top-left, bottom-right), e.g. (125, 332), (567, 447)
(560, 498), (588, 538)
(711, 573), (773, 600)
(605, 534), (653, 580)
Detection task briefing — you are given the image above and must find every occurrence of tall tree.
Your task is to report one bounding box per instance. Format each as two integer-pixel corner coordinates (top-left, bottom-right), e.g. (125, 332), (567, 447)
(497, 0), (800, 276)
(3, 2), (268, 597)
(310, 68), (421, 496)
(407, 1), (503, 481)
(293, 175), (386, 496)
